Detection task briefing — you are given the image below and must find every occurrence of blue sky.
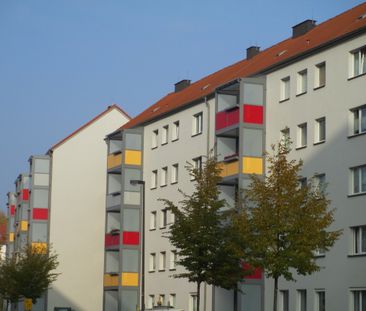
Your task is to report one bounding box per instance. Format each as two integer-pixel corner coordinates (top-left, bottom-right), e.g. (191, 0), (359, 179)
(0, 0), (363, 209)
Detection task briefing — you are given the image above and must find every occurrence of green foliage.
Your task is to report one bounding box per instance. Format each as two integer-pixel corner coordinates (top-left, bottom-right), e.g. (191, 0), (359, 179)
(0, 245), (59, 304)
(160, 156), (245, 310)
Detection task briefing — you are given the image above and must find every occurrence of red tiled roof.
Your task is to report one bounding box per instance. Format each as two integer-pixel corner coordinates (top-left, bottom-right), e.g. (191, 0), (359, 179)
(49, 104), (131, 152)
(123, 2), (366, 129)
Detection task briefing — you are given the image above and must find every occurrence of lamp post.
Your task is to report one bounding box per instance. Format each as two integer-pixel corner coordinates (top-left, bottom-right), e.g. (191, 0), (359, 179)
(130, 179), (145, 311)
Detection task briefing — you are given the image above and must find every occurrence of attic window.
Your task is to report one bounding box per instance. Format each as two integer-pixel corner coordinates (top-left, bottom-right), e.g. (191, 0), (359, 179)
(152, 107), (160, 113)
(277, 50), (287, 57)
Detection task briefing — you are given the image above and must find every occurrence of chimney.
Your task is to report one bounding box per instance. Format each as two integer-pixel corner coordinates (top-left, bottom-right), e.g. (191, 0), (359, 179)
(292, 19), (316, 38)
(174, 79), (191, 92)
(246, 46), (260, 59)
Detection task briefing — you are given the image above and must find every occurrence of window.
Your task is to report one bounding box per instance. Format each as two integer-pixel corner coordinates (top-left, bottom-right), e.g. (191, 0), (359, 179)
(149, 253), (156, 271)
(191, 157), (202, 180)
(351, 47), (366, 77)
(351, 226), (366, 255)
(162, 125), (169, 145)
(351, 106), (366, 135)
(315, 290), (325, 311)
(161, 167), (167, 187)
(171, 164), (179, 184)
(189, 293), (198, 311)
(151, 170), (158, 189)
(170, 250), (177, 270)
(351, 165), (366, 194)
(152, 130), (158, 149)
(192, 112), (203, 136)
(314, 174), (326, 194)
(158, 294), (165, 306)
(169, 294), (176, 307)
(315, 117), (326, 143)
(172, 121), (180, 141)
(352, 289), (366, 311)
(314, 248), (325, 257)
(159, 252), (166, 271)
(297, 123), (307, 148)
(297, 69), (307, 95)
(280, 127), (290, 148)
(315, 62), (326, 88)
(279, 290), (289, 311)
(148, 295), (155, 309)
(297, 290), (307, 311)
(161, 209), (168, 228)
(280, 76), (290, 101)
(299, 177), (307, 189)
(150, 211), (157, 230)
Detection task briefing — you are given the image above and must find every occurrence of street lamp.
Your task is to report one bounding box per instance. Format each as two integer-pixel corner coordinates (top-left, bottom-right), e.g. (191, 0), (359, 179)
(130, 179), (145, 311)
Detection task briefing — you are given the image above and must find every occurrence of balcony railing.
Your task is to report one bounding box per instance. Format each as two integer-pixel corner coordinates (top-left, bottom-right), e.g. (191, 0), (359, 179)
(216, 106), (239, 131)
(105, 233), (120, 247)
(218, 160), (239, 177)
(106, 193), (121, 209)
(107, 153), (122, 170)
(104, 274), (119, 287)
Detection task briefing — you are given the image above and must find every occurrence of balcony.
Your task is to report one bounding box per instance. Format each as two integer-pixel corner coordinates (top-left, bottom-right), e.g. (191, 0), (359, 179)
(106, 193), (121, 210)
(105, 232), (120, 248)
(105, 250), (119, 274)
(107, 153), (122, 171)
(215, 106), (239, 131)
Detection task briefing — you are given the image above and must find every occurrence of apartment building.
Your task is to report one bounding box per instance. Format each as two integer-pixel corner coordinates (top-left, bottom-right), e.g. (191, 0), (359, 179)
(103, 3), (366, 311)
(6, 105), (130, 311)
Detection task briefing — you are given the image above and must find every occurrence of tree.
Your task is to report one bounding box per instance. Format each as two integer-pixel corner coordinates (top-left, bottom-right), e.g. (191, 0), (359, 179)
(0, 244), (59, 308)
(233, 141), (341, 311)
(160, 156), (246, 311)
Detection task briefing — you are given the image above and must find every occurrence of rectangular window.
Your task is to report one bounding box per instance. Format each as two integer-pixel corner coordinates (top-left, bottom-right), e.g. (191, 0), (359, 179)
(169, 294), (176, 307)
(351, 165), (366, 194)
(351, 226), (366, 255)
(159, 252), (166, 271)
(315, 62), (326, 88)
(189, 293), (198, 311)
(151, 170), (158, 189)
(299, 177), (307, 189)
(280, 76), (290, 101)
(351, 47), (366, 77)
(315, 291), (325, 311)
(280, 127), (290, 147)
(161, 209), (168, 228)
(297, 123), (307, 148)
(297, 69), (308, 94)
(161, 167), (168, 187)
(150, 211), (157, 230)
(170, 250), (177, 270)
(315, 117), (326, 143)
(297, 290), (307, 311)
(171, 164), (179, 184)
(162, 125), (169, 145)
(191, 157), (202, 180)
(172, 121), (180, 141)
(352, 289), (366, 311)
(149, 253), (156, 271)
(279, 290), (289, 311)
(351, 106), (366, 135)
(192, 112), (203, 136)
(148, 295), (155, 309)
(152, 130), (158, 149)
(314, 174), (326, 194)
(158, 294), (165, 306)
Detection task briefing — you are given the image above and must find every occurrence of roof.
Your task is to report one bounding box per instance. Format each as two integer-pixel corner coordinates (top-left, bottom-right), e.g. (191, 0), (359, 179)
(49, 104), (131, 152)
(122, 2), (366, 130)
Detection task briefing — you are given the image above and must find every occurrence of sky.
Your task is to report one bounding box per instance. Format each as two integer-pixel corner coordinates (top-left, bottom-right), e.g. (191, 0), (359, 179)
(0, 0), (364, 209)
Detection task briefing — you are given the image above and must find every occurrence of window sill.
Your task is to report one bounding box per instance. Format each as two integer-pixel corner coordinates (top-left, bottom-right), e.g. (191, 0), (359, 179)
(295, 145), (307, 150)
(348, 192), (366, 198)
(314, 254), (326, 258)
(148, 270), (156, 273)
(149, 228), (156, 232)
(169, 268), (176, 271)
(279, 98), (290, 103)
(158, 269), (166, 272)
(314, 140), (326, 146)
(348, 131), (366, 139)
(348, 253), (366, 258)
(160, 184), (167, 188)
(150, 187), (157, 190)
(296, 91), (307, 97)
(171, 181), (178, 185)
(161, 142), (168, 146)
(313, 85), (325, 91)
(348, 72), (366, 81)
(160, 226), (167, 230)
(151, 146), (158, 150)
(171, 138), (179, 142)
(191, 132), (202, 138)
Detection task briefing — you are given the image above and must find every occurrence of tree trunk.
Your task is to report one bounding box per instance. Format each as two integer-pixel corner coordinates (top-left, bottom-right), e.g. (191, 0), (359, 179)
(197, 281), (201, 311)
(273, 277), (278, 311)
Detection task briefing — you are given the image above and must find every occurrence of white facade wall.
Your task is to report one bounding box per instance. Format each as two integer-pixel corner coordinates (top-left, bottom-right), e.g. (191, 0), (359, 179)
(48, 108), (129, 311)
(143, 98), (216, 311)
(265, 33), (366, 311)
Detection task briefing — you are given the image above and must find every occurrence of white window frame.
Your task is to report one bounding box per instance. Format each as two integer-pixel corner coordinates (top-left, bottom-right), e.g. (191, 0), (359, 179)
(297, 289), (307, 311)
(280, 76), (290, 101)
(351, 226), (366, 255)
(313, 173), (326, 194)
(350, 105), (366, 136)
(314, 62), (326, 88)
(191, 157), (202, 180)
(149, 253), (156, 272)
(158, 294), (165, 306)
(160, 209), (168, 228)
(151, 170), (158, 189)
(161, 167), (168, 187)
(315, 290), (325, 311)
(152, 130), (158, 149)
(297, 69), (308, 95)
(148, 295), (155, 309)
(169, 294), (176, 307)
(315, 117), (326, 143)
(279, 290), (289, 311)
(150, 211), (157, 230)
(162, 125), (169, 145)
(171, 163), (179, 184)
(192, 112), (203, 136)
(159, 252), (166, 271)
(350, 165), (366, 195)
(297, 123), (307, 148)
(350, 288), (366, 311)
(172, 121), (180, 141)
(280, 127), (290, 148)
(189, 293), (198, 311)
(170, 250), (177, 270)
(350, 46), (366, 77)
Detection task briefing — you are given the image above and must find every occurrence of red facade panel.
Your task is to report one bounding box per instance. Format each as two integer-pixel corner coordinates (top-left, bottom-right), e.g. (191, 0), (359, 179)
(105, 233), (120, 247)
(22, 189), (29, 201)
(243, 104), (263, 124)
(122, 231), (139, 245)
(32, 208), (48, 220)
(215, 111), (227, 130)
(242, 262), (262, 279)
(215, 107), (239, 131)
(10, 205), (15, 216)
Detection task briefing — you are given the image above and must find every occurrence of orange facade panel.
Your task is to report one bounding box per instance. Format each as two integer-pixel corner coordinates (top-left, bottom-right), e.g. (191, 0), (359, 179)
(104, 274), (119, 287)
(219, 161), (239, 178)
(107, 153), (122, 170)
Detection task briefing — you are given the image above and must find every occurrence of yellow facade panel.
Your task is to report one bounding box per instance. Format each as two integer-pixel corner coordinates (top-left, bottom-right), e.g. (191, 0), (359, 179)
(20, 221), (28, 231)
(124, 150), (142, 166)
(107, 153), (122, 170)
(121, 272), (139, 287)
(9, 232), (14, 242)
(218, 161), (239, 177)
(242, 157), (263, 175)
(104, 274), (119, 287)
(31, 242), (48, 254)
